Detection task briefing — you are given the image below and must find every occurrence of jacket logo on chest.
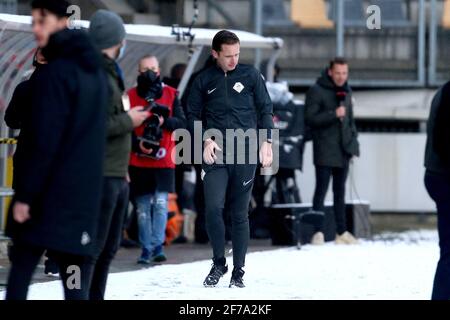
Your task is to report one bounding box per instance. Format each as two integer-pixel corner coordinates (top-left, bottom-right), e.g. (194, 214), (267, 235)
(233, 82), (245, 93)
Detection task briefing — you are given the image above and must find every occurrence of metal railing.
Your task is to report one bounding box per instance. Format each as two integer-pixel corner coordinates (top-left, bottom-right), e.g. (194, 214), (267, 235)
(332, 0), (426, 87)
(189, 0), (449, 88)
(428, 0), (450, 86)
(0, 0), (17, 14)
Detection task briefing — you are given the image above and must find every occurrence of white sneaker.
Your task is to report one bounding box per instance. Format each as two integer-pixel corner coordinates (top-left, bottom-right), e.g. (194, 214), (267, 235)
(335, 231), (359, 245)
(310, 232), (325, 245)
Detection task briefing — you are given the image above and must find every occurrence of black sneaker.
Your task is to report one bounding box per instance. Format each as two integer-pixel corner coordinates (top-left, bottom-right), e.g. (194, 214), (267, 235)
(203, 263), (228, 287)
(229, 268), (245, 288)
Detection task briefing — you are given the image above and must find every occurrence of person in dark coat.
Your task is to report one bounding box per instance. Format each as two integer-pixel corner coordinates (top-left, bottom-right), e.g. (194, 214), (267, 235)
(424, 81), (450, 300)
(305, 57), (360, 246)
(5, 48), (60, 277)
(5, 0), (109, 300)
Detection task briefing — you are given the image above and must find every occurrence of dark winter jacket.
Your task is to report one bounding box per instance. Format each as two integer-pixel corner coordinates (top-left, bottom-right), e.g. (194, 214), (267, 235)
(5, 79), (33, 189)
(128, 85), (186, 169)
(187, 63), (274, 153)
(5, 63), (46, 189)
(5, 28), (108, 257)
(102, 56), (134, 178)
(425, 83), (450, 175)
(5, 79), (31, 130)
(305, 69), (360, 168)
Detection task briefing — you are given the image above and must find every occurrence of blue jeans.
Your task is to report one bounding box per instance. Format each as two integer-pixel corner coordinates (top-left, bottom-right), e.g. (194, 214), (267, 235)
(425, 171), (450, 300)
(136, 192), (169, 252)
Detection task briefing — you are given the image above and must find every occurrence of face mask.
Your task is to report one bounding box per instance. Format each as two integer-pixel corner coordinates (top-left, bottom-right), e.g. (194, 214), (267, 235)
(117, 41), (127, 61)
(137, 70), (163, 101)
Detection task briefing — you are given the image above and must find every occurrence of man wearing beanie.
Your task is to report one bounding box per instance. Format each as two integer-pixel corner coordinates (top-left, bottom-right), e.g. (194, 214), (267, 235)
(87, 9), (150, 300)
(5, 0), (109, 300)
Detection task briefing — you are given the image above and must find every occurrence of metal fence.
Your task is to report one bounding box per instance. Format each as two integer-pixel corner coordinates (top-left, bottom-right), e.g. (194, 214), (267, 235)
(259, 0), (427, 87)
(0, 0), (17, 14)
(192, 0), (450, 88)
(326, 0), (450, 87)
(331, 0), (425, 87)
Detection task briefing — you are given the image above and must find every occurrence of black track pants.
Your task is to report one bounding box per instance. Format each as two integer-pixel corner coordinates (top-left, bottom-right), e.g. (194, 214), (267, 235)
(202, 163), (257, 268)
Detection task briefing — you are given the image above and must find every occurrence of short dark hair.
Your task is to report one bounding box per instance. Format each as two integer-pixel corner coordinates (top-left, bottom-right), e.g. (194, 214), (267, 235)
(31, 0), (73, 18)
(329, 57), (348, 69)
(212, 30), (240, 52)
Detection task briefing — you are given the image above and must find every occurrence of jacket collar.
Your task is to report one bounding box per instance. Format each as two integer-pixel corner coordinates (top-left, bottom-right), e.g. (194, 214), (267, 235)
(42, 28), (102, 72)
(214, 63), (239, 76)
(103, 55), (125, 91)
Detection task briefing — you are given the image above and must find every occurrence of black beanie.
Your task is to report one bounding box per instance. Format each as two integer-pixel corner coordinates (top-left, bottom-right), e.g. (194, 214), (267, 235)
(31, 0), (73, 18)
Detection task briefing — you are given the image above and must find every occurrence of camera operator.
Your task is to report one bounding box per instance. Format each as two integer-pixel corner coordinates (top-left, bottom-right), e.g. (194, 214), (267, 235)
(128, 55), (186, 265)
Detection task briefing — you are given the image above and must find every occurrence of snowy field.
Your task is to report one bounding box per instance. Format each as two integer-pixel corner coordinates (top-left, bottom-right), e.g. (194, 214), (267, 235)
(1, 230), (439, 300)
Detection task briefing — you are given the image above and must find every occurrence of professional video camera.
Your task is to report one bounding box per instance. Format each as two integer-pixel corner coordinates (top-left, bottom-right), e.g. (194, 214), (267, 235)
(135, 70), (170, 159)
(137, 100), (170, 159)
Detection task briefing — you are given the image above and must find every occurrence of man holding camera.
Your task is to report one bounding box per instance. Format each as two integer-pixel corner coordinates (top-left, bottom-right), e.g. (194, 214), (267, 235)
(128, 55), (186, 264)
(305, 57), (360, 246)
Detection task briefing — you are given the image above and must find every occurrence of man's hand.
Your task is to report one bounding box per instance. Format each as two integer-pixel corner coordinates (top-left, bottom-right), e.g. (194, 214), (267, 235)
(13, 201), (31, 224)
(128, 107), (150, 128)
(158, 115), (164, 126)
(203, 139), (222, 165)
(259, 141), (273, 168)
(336, 106), (346, 119)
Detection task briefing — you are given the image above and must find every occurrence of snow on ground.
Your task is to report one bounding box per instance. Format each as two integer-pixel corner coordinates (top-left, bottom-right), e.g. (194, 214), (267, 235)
(1, 230), (440, 300)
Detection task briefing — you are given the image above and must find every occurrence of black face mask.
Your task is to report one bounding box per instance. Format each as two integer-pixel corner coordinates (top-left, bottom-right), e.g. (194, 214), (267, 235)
(137, 70), (163, 102)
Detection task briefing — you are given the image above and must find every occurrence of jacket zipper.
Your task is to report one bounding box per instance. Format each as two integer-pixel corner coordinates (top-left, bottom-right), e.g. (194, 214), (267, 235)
(225, 72), (230, 129)
(224, 72), (230, 159)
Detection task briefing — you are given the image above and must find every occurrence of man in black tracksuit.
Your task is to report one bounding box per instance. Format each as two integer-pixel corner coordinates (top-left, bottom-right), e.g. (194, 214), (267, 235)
(187, 30), (274, 288)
